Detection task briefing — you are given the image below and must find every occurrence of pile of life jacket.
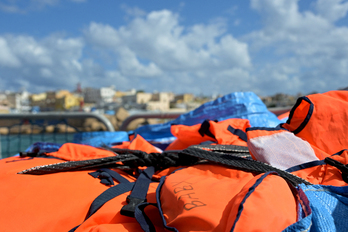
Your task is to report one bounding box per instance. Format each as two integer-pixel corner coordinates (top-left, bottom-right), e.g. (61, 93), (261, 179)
(1, 90), (348, 231)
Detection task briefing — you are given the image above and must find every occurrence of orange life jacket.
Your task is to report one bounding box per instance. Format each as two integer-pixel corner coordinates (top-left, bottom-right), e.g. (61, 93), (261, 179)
(0, 144), (177, 232)
(112, 134), (161, 154)
(282, 90), (348, 155)
(247, 90), (348, 186)
(165, 118), (250, 151)
(0, 141), (304, 232)
(2, 91), (348, 231)
(157, 164), (298, 232)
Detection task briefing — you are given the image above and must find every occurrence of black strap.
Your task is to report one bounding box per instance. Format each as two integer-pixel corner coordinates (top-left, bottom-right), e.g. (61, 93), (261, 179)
(181, 147), (311, 187)
(18, 154), (139, 175)
(227, 125), (248, 142)
(189, 144), (250, 157)
(134, 202), (157, 232)
(89, 168), (130, 185)
(121, 167), (155, 217)
(198, 119), (216, 139)
(324, 157), (348, 183)
(19, 146), (310, 187)
(69, 182), (135, 232)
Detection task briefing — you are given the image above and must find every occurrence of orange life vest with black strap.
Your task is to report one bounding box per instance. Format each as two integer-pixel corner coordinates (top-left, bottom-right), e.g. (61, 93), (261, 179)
(156, 165), (299, 232)
(165, 118), (250, 151)
(0, 141), (309, 232)
(112, 133), (162, 154)
(0, 142), (179, 232)
(247, 90), (348, 186)
(282, 90), (348, 156)
(3, 91), (348, 231)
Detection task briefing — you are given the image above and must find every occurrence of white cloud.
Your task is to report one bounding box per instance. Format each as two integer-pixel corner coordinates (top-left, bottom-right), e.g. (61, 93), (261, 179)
(4, 1), (348, 96)
(0, 38), (21, 67)
(314, 0), (348, 22)
(0, 3), (22, 13)
(0, 0), (83, 13)
(121, 4), (146, 18)
(32, 0), (58, 7)
(0, 34), (88, 92)
(83, 9), (251, 94)
(245, 0), (348, 94)
(7, 36), (52, 66)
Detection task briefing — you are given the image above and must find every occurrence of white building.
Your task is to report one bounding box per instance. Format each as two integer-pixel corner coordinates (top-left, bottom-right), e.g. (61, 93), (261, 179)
(100, 86), (116, 103)
(6, 90), (31, 112)
(84, 86), (116, 104)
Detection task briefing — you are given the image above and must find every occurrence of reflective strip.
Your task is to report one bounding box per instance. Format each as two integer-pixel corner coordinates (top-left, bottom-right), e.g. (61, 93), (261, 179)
(248, 131), (318, 170)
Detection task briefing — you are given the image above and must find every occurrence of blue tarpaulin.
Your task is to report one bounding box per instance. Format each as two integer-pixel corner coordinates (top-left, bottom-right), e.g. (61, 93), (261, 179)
(72, 131), (129, 147)
(134, 92), (281, 141)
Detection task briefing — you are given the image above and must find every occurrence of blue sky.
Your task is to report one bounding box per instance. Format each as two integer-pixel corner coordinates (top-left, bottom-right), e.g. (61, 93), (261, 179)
(1, 0), (348, 96)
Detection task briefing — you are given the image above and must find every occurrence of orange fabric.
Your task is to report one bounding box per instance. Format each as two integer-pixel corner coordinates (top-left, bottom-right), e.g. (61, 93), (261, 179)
(226, 173), (297, 232)
(74, 183), (165, 232)
(111, 141), (131, 149)
(158, 164), (297, 232)
(0, 156), (137, 232)
(277, 111), (290, 120)
(113, 134), (160, 154)
(159, 164), (255, 231)
(291, 150), (348, 186)
(246, 128), (284, 140)
(209, 119), (250, 145)
(282, 90), (348, 155)
(49, 143), (116, 161)
(165, 123), (215, 150)
(165, 118), (250, 151)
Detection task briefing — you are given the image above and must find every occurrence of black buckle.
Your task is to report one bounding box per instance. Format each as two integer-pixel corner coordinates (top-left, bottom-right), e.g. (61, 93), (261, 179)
(120, 196), (146, 217)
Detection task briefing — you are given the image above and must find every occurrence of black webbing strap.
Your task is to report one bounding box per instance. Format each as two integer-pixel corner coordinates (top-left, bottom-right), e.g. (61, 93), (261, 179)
(89, 168), (130, 185)
(181, 147), (311, 187)
(324, 157), (348, 183)
(189, 144), (251, 158)
(69, 182), (135, 232)
(227, 125), (248, 142)
(198, 119), (217, 139)
(121, 167), (155, 217)
(134, 202), (158, 232)
(18, 154), (139, 175)
(18, 145), (310, 187)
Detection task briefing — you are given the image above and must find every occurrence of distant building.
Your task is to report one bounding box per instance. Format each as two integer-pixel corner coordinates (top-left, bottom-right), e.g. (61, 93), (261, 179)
(45, 91), (57, 111)
(83, 86), (116, 104)
(30, 90), (83, 111)
(6, 90), (31, 112)
(0, 92), (9, 113)
(100, 86), (116, 103)
(83, 87), (100, 104)
(147, 92), (171, 111)
(174, 93), (194, 104)
(55, 93), (83, 111)
(121, 92), (152, 109)
(121, 91), (172, 111)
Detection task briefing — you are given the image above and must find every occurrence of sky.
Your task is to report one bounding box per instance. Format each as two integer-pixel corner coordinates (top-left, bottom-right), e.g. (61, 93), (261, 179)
(1, 0), (348, 97)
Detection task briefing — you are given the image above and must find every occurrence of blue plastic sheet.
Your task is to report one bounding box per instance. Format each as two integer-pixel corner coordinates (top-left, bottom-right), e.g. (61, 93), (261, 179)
(283, 184), (348, 231)
(72, 131), (129, 147)
(134, 92), (281, 141)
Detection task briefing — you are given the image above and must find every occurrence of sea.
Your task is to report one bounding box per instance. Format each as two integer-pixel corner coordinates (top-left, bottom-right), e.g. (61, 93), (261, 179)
(0, 133), (75, 159)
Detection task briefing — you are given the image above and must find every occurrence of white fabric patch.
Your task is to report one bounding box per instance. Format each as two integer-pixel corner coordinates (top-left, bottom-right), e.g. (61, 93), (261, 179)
(248, 131), (319, 170)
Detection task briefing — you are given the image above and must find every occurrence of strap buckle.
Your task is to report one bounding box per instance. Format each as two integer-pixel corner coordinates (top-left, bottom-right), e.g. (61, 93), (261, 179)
(120, 195), (146, 217)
